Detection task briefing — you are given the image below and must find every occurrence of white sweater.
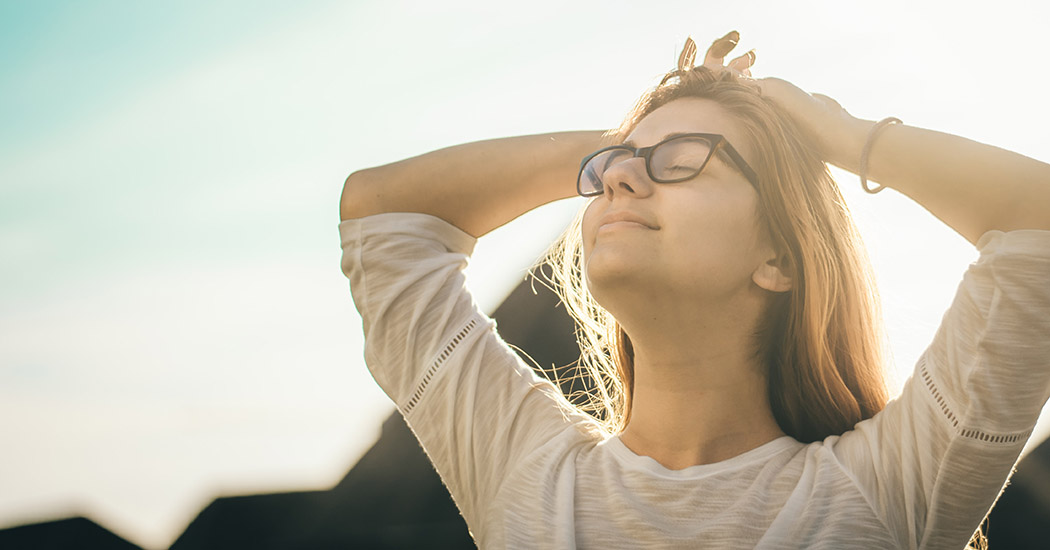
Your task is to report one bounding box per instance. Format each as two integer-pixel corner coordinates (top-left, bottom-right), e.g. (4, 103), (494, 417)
(340, 212), (1050, 549)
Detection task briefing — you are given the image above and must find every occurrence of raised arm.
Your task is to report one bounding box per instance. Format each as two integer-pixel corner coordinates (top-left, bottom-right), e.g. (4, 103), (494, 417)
(340, 131), (606, 237)
(759, 77), (1050, 245)
(699, 32), (1050, 245)
(338, 130), (610, 532)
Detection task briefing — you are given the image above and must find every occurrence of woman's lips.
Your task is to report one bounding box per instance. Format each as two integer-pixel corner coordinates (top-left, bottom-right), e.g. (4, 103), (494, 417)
(598, 220), (651, 232)
(597, 210), (658, 232)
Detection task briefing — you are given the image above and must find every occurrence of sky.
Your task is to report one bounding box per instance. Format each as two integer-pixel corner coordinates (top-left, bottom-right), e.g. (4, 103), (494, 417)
(2, 1), (1049, 548)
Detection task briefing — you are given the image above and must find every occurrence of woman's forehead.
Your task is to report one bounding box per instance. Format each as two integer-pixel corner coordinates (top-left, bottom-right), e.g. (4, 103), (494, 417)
(627, 98), (752, 155)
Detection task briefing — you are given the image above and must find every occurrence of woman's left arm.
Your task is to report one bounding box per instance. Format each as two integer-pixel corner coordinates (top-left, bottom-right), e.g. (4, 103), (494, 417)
(703, 33), (1050, 245)
(759, 76), (1050, 245)
(771, 79), (1050, 548)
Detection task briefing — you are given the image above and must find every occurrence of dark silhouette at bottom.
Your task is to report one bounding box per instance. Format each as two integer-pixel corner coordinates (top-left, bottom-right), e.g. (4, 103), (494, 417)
(0, 517), (142, 550)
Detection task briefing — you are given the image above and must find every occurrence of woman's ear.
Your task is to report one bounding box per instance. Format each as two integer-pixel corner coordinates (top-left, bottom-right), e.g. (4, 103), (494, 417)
(752, 252), (793, 293)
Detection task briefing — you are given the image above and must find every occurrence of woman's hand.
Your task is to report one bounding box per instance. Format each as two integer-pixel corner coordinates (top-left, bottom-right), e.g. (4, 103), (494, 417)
(701, 31), (868, 171)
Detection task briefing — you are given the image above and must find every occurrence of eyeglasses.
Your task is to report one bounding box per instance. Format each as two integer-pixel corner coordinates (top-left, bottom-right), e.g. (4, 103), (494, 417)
(576, 133), (760, 197)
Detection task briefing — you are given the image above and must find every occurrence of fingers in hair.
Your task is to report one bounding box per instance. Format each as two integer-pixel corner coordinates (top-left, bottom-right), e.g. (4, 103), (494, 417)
(704, 30), (740, 67)
(727, 49), (756, 72)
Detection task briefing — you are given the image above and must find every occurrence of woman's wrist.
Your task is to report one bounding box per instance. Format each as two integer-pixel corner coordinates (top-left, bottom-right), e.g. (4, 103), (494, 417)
(821, 115), (874, 175)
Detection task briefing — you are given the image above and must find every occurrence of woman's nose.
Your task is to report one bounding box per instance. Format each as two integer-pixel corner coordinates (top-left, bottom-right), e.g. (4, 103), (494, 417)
(601, 157), (654, 199)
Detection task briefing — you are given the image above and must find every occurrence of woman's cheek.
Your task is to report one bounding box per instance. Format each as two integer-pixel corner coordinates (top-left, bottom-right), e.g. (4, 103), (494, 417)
(581, 199), (603, 252)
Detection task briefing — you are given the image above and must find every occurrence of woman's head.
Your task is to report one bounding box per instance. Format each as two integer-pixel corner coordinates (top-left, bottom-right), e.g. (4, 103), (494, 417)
(580, 97), (787, 321)
(548, 65), (889, 442)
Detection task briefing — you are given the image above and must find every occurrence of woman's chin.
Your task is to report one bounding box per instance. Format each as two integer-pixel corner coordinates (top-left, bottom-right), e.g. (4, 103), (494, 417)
(584, 247), (651, 290)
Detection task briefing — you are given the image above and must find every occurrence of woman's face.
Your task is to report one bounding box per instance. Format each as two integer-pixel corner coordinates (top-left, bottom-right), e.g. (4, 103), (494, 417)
(582, 97), (775, 308)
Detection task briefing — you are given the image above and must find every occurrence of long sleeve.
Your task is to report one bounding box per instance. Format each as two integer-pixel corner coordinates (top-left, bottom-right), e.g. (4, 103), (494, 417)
(339, 212), (598, 534)
(831, 229), (1050, 549)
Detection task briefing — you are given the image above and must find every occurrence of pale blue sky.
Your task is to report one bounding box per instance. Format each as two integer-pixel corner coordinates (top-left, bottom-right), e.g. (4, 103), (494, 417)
(2, 1), (1049, 547)
(0, 2), (303, 147)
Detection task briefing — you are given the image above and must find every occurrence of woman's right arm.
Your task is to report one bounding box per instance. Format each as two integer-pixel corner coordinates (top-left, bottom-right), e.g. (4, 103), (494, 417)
(339, 131), (609, 537)
(339, 130), (607, 237)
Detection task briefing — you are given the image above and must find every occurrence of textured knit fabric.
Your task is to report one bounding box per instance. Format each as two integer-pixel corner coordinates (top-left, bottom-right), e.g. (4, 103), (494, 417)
(339, 212), (1050, 549)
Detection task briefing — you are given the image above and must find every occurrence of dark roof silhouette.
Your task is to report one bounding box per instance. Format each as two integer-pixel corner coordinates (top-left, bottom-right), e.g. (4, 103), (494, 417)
(0, 516), (142, 550)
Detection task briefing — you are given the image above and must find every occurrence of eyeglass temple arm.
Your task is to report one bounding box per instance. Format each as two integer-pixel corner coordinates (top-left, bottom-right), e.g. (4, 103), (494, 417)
(720, 141), (760, 187)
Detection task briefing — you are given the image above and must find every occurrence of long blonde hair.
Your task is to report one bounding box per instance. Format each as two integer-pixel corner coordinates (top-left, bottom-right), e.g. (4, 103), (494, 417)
(544, 66), (889, 442)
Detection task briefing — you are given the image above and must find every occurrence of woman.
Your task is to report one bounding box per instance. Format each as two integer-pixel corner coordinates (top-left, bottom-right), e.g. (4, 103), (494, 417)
(339, 31), (1050, 548)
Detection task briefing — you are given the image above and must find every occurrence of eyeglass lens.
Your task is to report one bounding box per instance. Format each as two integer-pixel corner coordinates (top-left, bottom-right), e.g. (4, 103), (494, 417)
(579, 136), (714, 196)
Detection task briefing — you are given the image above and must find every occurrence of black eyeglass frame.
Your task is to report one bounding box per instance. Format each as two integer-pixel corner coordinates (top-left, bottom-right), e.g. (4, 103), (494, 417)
(576, 133), (760, 197)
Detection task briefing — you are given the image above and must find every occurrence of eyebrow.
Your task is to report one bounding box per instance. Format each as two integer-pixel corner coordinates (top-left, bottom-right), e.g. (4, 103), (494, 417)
(623, 132), (738, 166)
(622, 132), (692, 148)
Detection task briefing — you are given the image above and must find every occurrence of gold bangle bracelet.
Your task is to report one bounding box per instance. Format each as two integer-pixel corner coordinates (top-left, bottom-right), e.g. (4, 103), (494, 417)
(859, 117), (902, 194)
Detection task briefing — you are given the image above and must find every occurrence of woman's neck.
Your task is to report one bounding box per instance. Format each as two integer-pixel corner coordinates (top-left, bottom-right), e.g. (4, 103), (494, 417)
(615, 304), (786, 469)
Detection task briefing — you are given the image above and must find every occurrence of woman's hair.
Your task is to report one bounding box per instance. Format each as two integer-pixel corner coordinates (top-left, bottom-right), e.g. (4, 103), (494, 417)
(544, 65), (890, 442)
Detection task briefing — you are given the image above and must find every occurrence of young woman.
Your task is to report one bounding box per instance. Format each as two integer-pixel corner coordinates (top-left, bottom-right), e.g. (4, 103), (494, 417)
(339, 32), (1050, 548)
